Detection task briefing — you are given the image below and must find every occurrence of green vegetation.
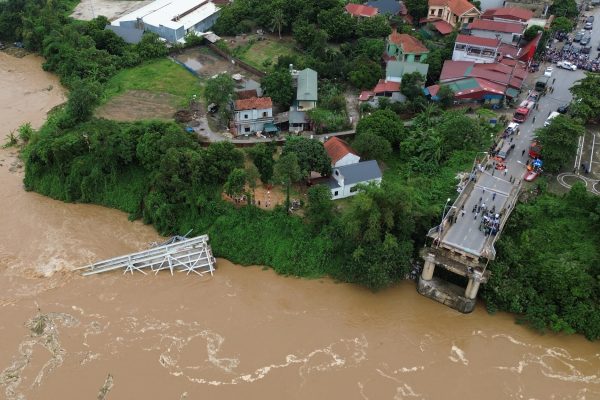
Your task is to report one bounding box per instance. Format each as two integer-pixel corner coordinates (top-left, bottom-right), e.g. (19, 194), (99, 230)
(534, 115), (584, 173)
(484, 183), (600, 340)
(570, 73), (600, 124)
(103, 59), (199, 105)
(234, 39), (298, 70)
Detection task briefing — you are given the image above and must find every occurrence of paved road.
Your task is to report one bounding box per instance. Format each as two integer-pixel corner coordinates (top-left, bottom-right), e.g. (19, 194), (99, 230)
(438, 8), (600, 256)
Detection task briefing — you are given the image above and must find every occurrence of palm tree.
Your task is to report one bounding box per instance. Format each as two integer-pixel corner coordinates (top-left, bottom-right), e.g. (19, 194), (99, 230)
(270, 9), (286, 39)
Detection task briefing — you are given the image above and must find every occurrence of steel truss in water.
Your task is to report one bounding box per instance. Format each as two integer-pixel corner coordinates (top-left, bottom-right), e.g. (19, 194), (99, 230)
(77, 235), (216, 277)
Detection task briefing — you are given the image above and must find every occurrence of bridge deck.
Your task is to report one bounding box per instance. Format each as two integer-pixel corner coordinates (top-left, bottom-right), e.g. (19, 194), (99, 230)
(429, 153), (524, 260)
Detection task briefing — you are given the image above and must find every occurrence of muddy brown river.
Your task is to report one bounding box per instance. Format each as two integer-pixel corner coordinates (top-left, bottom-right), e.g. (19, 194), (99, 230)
(0, 53), (598, 399)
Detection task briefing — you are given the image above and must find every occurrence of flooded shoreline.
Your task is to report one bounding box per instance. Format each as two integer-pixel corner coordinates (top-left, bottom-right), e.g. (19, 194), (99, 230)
(0, 53), (599, 399)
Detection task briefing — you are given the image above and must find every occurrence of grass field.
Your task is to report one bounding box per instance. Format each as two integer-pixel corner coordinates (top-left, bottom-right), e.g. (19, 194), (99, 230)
(103, 59), (200, 106)
(235, 38), (298, 70)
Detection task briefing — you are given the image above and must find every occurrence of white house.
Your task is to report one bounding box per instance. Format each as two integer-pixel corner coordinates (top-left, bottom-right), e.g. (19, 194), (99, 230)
(233, 97), (274, 135)
(111, 0), (221, 43)
(328, 160), (382, 200)
(452, 34), (500, 63)
(324, 137), (360, 168)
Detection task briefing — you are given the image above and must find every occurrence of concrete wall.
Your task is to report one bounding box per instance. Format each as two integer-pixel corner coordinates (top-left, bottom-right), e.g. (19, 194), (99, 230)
(334, 153), (361, 168)
(330, 177), (382, 199)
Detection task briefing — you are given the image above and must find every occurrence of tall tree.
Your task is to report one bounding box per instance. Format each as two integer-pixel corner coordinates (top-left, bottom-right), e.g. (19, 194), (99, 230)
(204, 74), (234, 125)
(273, 152), (302, 212)
(224, 168), (247, 198)
(247, 143), (275, 183)
(305, 184), (335, 231)
(570, 73), (600, 124)
(282, 136), (332, 178)
(356, 109), (406, 147)
(261, 68), (294, 108)
(352, 132), (392, 161)
(400, 71), (425, 101)
(535, 116), (584, 172)
(270, 8), (286, 39)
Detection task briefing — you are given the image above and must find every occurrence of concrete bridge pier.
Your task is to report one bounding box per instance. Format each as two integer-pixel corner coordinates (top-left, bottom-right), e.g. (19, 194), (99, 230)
(421, 253), (436, 280)
(465, 272), (482, 300)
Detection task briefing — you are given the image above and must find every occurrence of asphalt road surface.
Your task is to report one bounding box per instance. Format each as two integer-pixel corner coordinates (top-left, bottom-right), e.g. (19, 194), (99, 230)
(439, 8), (600, 256)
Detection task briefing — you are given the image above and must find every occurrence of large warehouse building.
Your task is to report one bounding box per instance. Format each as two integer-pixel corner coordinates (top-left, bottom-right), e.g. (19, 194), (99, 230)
(111, 0), (221, 43)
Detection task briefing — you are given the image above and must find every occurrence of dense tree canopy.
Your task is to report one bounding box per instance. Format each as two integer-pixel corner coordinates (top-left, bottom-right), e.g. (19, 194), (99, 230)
(570, 73), (600, 124)
(484, 183), (600, 340)
(535, 115), (584, 173)
(261, 68), (295, 108)
(282, 136), (332, 178)
(356, 109), (406, 148)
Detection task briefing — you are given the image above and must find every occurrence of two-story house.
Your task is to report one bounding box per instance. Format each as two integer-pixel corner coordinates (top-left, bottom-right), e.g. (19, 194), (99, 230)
(295, 68), (318, 111)
(328, 160), (382, 200)
(385, 30), (429, 62)
(452, 34), (500, 63)
(427, 0), (480, 28)
(321, 137), (382, 200)
(467, 19), (525, 45)
(234, 97), (274, 135)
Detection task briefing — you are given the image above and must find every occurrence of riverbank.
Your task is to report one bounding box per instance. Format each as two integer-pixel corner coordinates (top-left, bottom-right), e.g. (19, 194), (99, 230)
(1, 47), (599, 400)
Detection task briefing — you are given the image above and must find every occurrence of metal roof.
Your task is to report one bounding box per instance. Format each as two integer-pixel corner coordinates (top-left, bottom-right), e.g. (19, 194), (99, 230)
(112, 0), (219, 31)
(296, 68), (318, 101)
(336, 160), (382, 185)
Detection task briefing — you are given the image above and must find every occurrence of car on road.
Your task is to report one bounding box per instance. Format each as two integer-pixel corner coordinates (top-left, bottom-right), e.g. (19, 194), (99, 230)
(574, 31), (585, 42)
(544, 66), (553, 77)
(587, 16), (595, 23)
(544, 111), (561, 127)
(580, 35), (591, 45)
(524, 170), (541, 182)
(557, 104), (569, 114)
(557, 60), (577, 70)
(584, 22), (593, 30)
(582, 46), (592, 54)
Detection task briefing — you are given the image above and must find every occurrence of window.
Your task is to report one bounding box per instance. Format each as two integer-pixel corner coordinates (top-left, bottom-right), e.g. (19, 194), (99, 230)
(430, 9), (435, 15)
(335, 170), (339, 176)
(262, 111), (267, 117)
(244, 127), (250, 132)
(455, 44), (466, 51)
(244, 114), (249, 119)
(414, 55), (420, 62)
(334, 191), (339, 196)
(437, 9), (442, 17)
(468, 17), (474, 23)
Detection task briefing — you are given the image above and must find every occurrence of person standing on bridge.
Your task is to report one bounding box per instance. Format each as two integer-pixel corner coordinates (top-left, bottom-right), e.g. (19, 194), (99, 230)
(492, 193), (496, 201)
(522, 149), (526, 157)
(532, 116), (536, 124)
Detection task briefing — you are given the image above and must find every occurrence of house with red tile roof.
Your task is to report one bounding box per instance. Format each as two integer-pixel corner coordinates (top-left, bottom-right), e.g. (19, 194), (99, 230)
(467, 19), (526, 45)
(344, 3), (378, 18)
(429, 58), (527, 104)
(481, 7), (533, 23)
(385, 29), (429, 62)
(233, 97), (275, 136)
(427, 0), (480, 28)
(452, 34), (501, 63)
(324, 137), (361, 168)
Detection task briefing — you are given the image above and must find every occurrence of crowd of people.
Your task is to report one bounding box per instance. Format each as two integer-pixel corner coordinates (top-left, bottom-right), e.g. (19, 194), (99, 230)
(471, 197), (503, 236)
(543, 40), (600, 72)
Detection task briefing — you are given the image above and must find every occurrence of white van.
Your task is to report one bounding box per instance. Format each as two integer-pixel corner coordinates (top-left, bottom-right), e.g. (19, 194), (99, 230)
(544, 111), (560, 127)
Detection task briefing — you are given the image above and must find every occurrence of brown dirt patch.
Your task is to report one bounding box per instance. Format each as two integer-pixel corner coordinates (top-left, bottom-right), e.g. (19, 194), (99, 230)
(95, 89), (179, 122)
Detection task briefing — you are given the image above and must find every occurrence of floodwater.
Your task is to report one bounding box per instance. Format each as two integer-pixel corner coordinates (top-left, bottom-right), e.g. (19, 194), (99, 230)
(0, 53), (599, 400)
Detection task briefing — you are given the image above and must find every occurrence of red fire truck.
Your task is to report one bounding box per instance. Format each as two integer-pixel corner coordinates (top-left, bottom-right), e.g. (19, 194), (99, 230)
(513, 100), (535, 122)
